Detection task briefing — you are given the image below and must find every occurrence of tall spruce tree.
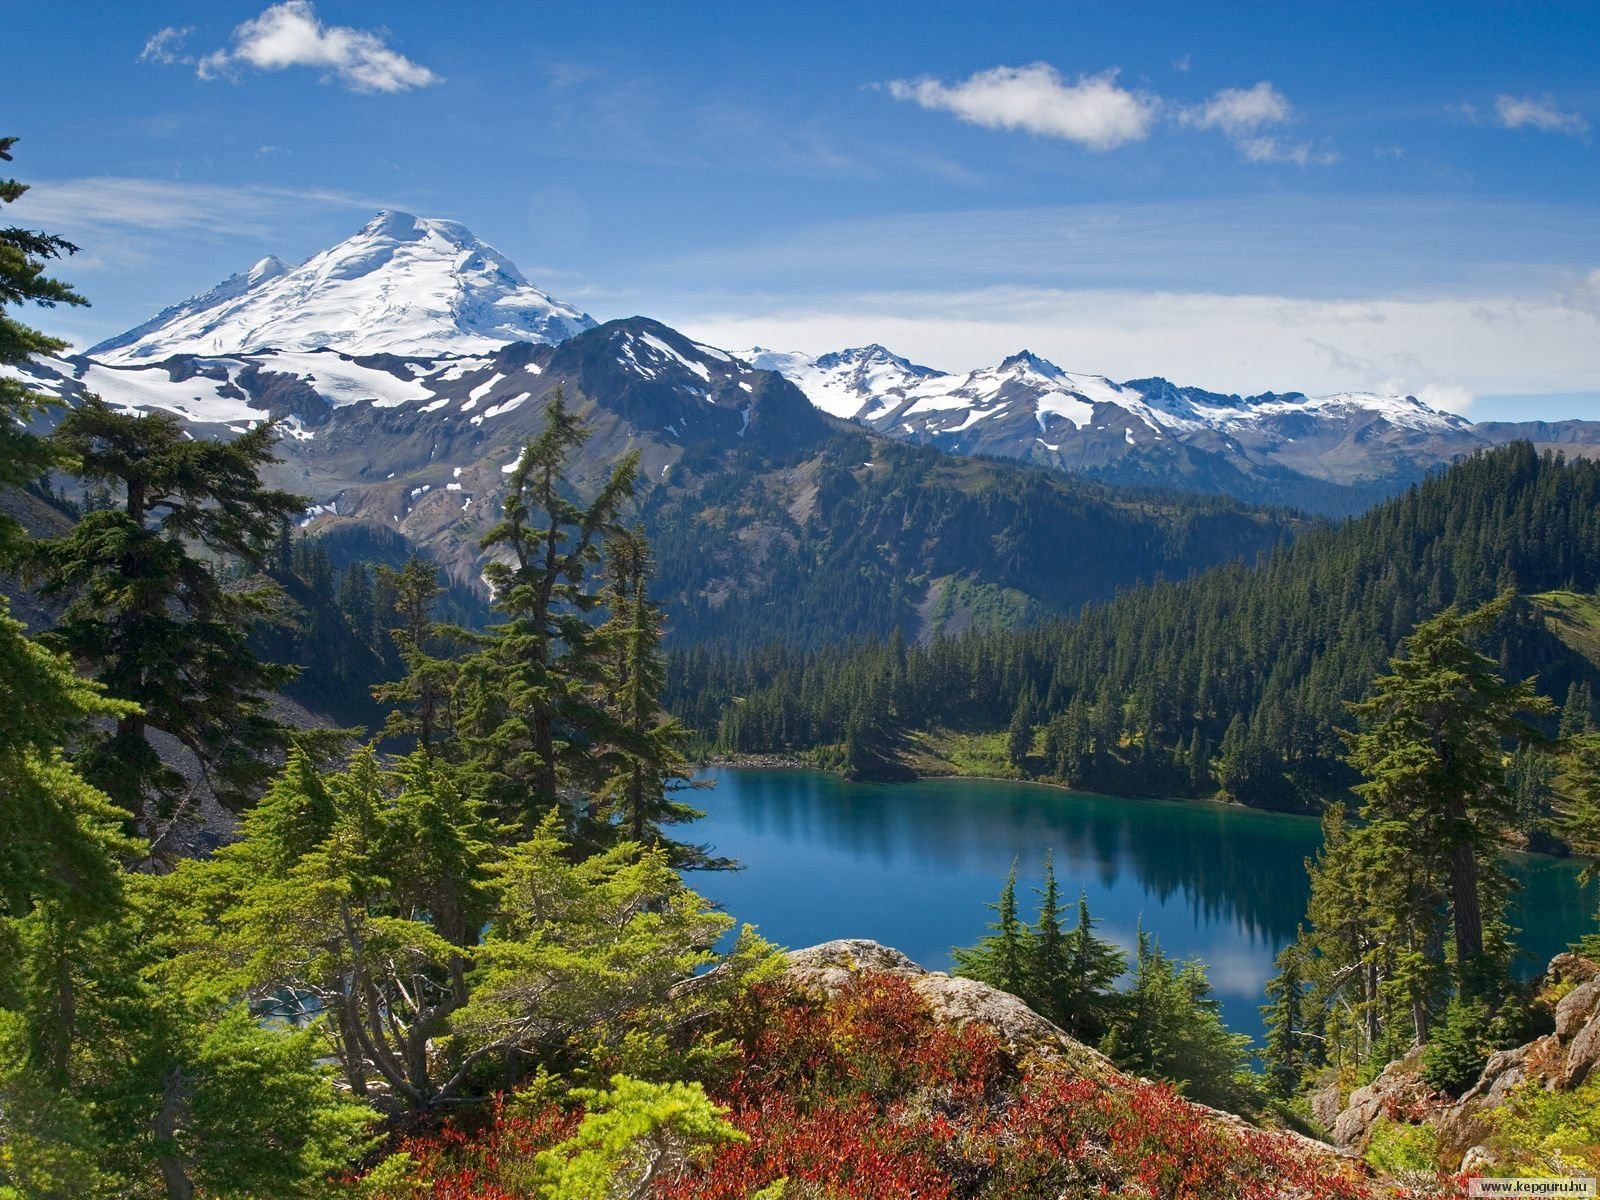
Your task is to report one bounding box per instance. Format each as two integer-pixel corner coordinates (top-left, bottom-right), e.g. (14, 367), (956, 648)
(1100, 928), (1259, 1113)
(594, 524), (726, 868)
(1270, 596), (1552, 1084)
(1342, 594), (1549, 999)
(953, 860), (1028, 998)
(459, 391), (638, 821)
(1057, 889), (1127, 1042)
(1561, 735), (1600, 955)
(1260, 936), (1308, 1097)
(372, 554), (464, 759)
(31, 397), (305, 824)
(0, 143), (372, 1200)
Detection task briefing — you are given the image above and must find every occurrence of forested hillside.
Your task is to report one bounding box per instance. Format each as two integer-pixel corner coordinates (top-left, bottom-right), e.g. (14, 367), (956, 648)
(681, 444), (1600, 808)
(643, 430), (1301, 653)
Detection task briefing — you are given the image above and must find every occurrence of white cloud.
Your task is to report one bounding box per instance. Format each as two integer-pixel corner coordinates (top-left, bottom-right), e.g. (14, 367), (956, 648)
(1411, 382), (1475, 414)
(886, 64), (1157, 151)
(1495, 94), (1589, 137)
(138, 26), (192, 65)
(194, 1), (440, 93)
(1184, 82), (1290, 137)
(1182, 82), (1333, 166)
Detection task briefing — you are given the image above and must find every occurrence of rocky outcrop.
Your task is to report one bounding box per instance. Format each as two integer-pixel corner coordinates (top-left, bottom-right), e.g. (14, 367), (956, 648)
(1329, 1049), (1439, 1152)
(1435, 954), (1600, 1169)
(784, 938), (1360, 1178)
(1326, 954), (1600, 1170)
(786, 939), (1120, 1081)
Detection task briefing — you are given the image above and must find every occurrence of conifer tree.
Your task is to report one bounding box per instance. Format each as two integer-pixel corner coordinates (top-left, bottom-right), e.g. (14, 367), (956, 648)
(32, 397), (306, 823)
(372, 554), (463, 759)
(1261, 936), (1308, 1097)
(1058, 889), (1127, 1042)
(1100, 928), (1258, 1113)
(0, 136), (83, 559)
(1342, 594), (1549, 997)
(0, 149), (370, 1197)
(1560, 680), (1594, 739)
(459, 391), (638, 820)
(595, 525), (726, 868)
(1006, 684), (1036, 767)
(953, 860), (1027, 998)
(1560, 735), (1600, 954)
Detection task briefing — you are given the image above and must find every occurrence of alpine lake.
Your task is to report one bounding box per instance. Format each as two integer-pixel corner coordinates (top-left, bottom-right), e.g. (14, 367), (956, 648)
(685, 768), (1596, 1045)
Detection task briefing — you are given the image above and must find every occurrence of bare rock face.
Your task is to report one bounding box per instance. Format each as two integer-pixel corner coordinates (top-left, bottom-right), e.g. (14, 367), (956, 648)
(1311, 1082), (1346, 1132)
(1434, 955), (1600, 1169)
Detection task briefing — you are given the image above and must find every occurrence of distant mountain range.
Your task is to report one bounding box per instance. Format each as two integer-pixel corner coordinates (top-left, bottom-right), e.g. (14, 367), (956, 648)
(743, 344), (1600, 513)
(5, 212), (1315, 649)
(6, 209), (1597, 589)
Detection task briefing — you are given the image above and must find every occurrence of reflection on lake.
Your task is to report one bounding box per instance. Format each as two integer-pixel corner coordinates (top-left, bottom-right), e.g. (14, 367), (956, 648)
(687, 768), (1594, 1044)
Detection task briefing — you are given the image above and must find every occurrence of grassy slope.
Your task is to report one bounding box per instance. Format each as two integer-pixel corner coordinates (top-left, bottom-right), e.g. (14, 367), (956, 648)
(1532, 589), (1600, 669)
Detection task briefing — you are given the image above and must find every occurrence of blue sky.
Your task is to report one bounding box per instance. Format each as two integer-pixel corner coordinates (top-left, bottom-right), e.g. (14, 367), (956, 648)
(10, 0), (1599, 419)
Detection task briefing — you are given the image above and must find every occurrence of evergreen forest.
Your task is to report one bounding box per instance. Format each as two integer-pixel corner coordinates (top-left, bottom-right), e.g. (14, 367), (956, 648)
(679, 441), (1600, 811)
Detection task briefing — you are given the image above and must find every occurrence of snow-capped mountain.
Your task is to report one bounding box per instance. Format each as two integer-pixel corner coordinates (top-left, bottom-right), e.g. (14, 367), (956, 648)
(7, 314), (831, 582)
(740, 345), (942, 419)
(17, 209), (1598, 525)
(87, 211), (595, 364)
(743, 344), (1501, 506)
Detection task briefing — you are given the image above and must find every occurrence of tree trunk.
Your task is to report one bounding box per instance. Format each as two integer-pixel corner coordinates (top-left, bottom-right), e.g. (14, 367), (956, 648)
(153, 1065), (196, 1200)
(1446, 813), (1484, 981)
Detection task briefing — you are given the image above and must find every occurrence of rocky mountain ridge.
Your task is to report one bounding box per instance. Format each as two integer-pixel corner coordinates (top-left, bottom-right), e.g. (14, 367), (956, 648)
(11, 311), (1295, 653)
(25, 209), (1600, 518)
(746, 343), (1600, 512)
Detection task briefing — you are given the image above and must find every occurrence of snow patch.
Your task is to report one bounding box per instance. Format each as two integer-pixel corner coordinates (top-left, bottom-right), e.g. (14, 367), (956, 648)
(472, 391), (533, 425)
(640, 332), (711, 381)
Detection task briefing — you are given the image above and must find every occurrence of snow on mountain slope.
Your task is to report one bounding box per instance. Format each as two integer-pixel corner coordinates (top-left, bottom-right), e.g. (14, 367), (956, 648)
(750, 345), (1484, 491)
(86, 256), (291, 362)
(758, 346), (1469, 441)
(88, 211), (595, 364)
(739, 344), (941, 419)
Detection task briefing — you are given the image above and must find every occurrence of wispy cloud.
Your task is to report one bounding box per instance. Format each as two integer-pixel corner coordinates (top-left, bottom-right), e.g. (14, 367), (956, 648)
(138, 25), (193, 66)
(1495, 94), (1589, 137)
(886, 64), (1158, 151)
(10, 176), (392, 243)
(178, 1), (440, 93)
(643, 196), (1597, 301)
(1181, 82), (1334, 166)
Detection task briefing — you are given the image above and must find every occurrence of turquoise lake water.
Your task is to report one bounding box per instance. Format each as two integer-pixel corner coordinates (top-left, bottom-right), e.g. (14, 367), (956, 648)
(685, 768), (1595, 1045)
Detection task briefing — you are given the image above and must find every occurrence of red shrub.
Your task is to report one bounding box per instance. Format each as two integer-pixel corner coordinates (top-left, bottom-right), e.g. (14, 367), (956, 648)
(364, 971), (1404, 1199)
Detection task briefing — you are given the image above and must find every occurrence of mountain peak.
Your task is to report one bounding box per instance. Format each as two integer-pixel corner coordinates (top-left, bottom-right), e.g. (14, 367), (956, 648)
(87, 213), (593, 364)
(998, 350), (1064, 377)
(815, 344), (931, 374)
(361, 209), (424, 237)
(246, 255), (291, 284)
